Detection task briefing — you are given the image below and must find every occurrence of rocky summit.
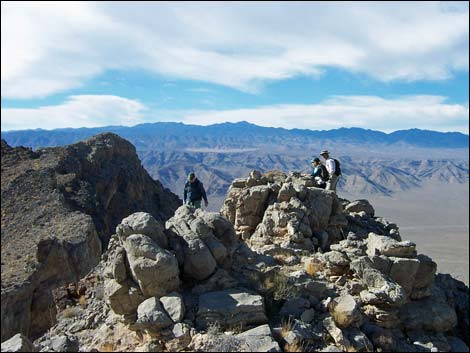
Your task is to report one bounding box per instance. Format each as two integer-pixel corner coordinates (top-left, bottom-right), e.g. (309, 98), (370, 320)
(1, 134), (180, 342)
(1, 136), (469, 352)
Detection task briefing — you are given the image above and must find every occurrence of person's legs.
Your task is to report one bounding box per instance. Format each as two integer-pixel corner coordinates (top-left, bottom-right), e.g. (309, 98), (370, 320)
(186, 199), (202, 209)
(326, 174), (339, 192)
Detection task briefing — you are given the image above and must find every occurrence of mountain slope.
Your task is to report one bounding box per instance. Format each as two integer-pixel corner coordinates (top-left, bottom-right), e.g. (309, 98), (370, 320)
(1, 134), (181, 341)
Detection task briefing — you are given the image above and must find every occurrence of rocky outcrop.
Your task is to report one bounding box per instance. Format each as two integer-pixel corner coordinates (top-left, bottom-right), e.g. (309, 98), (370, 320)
(1, 134), (180, 341)
(222, 171), (347, 257)
(3, 169), (468, 352)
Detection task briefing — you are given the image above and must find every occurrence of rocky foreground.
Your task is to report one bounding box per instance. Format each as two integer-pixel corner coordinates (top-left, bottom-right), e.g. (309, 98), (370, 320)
(2, 169), (469, 352)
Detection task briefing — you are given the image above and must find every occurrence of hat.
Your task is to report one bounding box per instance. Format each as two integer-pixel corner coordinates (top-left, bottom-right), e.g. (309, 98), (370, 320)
(320, 150), (330, 155)
(188, 172), (196, 180)
(311, 157), (321, 163)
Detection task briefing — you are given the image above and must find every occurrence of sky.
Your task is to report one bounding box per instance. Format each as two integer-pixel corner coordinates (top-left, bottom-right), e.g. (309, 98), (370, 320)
(1, 1), (469, 133)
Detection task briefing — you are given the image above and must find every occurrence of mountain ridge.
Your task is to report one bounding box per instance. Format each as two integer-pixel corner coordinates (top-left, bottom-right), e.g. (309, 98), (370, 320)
(2, 121), (469, 150)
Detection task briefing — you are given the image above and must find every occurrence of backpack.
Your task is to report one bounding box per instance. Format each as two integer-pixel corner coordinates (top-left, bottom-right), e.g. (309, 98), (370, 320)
(319, 164), (329, 181)
(333, 159), (341, 176)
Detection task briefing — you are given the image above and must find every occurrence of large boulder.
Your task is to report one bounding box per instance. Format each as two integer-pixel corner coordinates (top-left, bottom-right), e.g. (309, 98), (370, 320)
(366, 233), (416, 258)
(166, 206), (239, 281)
(345, 200), (375, 217)
(123, 234), (180, 297)
(117, 212), (168, 249)
(196, 288), (268, 329)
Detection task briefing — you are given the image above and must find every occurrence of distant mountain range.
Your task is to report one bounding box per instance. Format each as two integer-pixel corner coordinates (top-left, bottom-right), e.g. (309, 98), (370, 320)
(2, 122), (469, 210)
(2, 121), (469, 150)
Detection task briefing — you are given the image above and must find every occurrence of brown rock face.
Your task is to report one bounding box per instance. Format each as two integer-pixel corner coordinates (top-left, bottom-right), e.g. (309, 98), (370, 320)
(1, 134), (181, 341)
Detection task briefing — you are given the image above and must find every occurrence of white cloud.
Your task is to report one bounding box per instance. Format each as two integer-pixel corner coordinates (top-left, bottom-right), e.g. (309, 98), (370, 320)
(1, 95), (146, 130)
(175, 95), (469, 134)
(3, 94), (466, 133)
(2, 1), (468, 98)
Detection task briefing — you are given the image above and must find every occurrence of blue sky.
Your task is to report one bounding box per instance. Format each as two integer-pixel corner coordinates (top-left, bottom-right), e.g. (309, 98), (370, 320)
(1, 1), (469, 133)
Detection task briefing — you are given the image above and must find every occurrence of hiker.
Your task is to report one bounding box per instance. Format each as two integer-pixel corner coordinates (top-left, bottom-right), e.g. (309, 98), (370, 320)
(320, 150), (341, 192)
(310, 157), (328, 189)
(183, 172), (208, 209)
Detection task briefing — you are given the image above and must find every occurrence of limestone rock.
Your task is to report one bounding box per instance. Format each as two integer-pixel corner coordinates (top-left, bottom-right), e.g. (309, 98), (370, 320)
(1, 334), (37, 352)
(136, 297), (173, 332)
(388, 257), (420, 295)
(123, 234), (180, 297)
(400, 299), (458, 332)
(360, 269), (407, 306)
(235, 325), (281, 352)
(104, 279), (144, 316)
(196, 288), (268, 329)
(160, 292), (185, 323)
(117, 212), (168, 249)
(345, 200), (375, 217)
(329, 294), (363, 328)
(413, 254), (437, 289)
(367, 233), (416, 258)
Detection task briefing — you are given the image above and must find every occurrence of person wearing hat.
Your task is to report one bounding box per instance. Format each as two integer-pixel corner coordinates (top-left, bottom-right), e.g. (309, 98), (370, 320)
(319, 150), (341, 193)
(310, 157), (328, 189)
(183, 172), (208, 209)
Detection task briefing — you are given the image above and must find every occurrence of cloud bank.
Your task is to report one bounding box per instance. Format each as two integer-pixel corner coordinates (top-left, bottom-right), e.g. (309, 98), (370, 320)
(2, 94), (468, 134)
(2, 1), (468, 98)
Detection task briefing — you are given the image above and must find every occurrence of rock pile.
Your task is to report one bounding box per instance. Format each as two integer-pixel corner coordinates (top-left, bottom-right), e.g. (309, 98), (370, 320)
(2, 170), (468, 353)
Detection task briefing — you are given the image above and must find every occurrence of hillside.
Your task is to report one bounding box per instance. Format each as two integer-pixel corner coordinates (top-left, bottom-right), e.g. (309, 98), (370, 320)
(1, 135), (180, 342)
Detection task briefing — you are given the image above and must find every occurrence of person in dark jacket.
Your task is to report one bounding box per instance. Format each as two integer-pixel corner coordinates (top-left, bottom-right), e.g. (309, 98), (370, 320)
(310, 157), (328, 188)
(183, 172), (208, 209)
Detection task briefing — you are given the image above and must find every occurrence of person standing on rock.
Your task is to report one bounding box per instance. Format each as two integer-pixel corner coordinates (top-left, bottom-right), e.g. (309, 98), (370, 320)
(183, 172), (208, 209)
(320, 150), (341, 193)
(310, 157), (328, 189)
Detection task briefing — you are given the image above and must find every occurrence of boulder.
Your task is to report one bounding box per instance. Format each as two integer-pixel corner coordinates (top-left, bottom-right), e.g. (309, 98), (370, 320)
(123, 234), (180, 297)
(345, 200), (375, 217)
(413, 254), (437, 289)
(1, 334), (37, 352)
(117, 212), (168, 249)
(49, 335), (79, 352)
(183, 237), (217, 281)
(235, 185), (271, 231)
(360, 269), (407, 306)
(367, 233), (416, 258)
(135, 297), (173, 332)
(399, 299), (458, 332)
(277, 182), (297, 203)
(104, 279), (145, 316)
(160, 292), (185, 323)
(329, 294), (363, 328)
(388, 257), (420, 295)
(235, 325), (281, 352)
(196, 288), (268, 329)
